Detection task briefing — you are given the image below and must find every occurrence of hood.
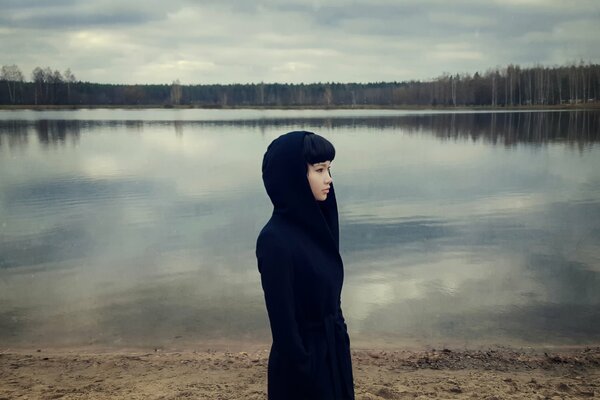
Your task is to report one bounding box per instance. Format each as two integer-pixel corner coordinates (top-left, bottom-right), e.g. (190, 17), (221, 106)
(262, 130), (340, 253)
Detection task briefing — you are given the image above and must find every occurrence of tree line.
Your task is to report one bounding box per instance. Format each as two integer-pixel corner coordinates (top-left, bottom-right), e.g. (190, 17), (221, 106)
(1, 62), (599, 107)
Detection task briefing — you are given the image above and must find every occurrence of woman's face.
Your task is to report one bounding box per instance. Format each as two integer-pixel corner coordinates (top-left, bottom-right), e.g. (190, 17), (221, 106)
(306, 161), (333, 201)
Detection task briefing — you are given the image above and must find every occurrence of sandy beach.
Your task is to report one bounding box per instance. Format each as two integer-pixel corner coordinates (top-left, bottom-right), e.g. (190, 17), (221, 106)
(1, 345), (598, 399)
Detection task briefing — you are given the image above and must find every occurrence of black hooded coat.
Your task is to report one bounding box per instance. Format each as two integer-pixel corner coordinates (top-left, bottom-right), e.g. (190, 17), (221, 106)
(256, 131), (355, 399)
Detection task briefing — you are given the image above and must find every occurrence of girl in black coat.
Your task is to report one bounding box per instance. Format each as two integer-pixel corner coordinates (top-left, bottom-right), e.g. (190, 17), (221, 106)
(256, 131), (355, 399)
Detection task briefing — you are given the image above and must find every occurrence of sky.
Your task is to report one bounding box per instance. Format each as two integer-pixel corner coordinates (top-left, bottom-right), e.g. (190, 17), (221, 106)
(1, 0), (599, 85)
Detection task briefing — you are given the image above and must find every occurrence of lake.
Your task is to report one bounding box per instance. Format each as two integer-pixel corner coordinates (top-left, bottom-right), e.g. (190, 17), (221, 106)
(0, 108), (599, 350)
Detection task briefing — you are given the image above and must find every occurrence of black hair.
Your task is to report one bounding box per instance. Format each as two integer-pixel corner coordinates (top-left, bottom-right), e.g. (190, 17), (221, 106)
(303, 132), (335, 166)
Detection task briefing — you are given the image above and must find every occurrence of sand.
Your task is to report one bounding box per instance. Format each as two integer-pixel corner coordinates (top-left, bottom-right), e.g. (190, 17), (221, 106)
(1, 346), (598, 399)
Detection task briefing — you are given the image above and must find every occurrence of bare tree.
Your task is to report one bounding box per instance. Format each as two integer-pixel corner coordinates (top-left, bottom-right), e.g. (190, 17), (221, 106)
(257, 82), (265, 105)
(570, 62), (579, 103)
(491, 70), (497, 106)
(170, 79), (182, 105)
(580, 60), (588, 103)
(50, 69), (63, 104)
(64, 68), (77, 103)
(31, 67), (44, 104)
(507, 64), (515, 106)
(556, 67), (563, 104)
(53, 70), (63, 81)
(323, 86), (333, 106)
(504, 67), (508, 106)
(1, 64), (24, 103)
(42, 67), (53, 100)
(451, 74), (458, 106)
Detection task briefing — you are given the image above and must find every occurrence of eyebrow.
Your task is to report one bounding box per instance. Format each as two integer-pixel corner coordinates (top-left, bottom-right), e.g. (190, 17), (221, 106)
(314, 162), (330, 167)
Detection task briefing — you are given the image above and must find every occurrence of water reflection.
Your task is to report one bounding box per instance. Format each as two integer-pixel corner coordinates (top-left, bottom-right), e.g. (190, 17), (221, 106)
(1, 111), (599, 151)
(35, 120), (82, 147)
(0, 110), (599, 349)
(395, 111), (600, 146)
(0, 120), (29, 150)
(342, 199), (600, 346)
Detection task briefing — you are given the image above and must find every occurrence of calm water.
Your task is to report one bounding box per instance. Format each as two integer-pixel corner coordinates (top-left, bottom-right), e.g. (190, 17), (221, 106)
(0, 109), (599, 350)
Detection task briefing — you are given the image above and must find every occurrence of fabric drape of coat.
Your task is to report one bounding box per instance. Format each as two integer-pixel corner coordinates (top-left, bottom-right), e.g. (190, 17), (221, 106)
(256, 131), (355, 399)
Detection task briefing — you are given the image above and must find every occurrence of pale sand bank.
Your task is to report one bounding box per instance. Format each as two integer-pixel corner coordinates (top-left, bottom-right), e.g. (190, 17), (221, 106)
(1, 346), (598, 399)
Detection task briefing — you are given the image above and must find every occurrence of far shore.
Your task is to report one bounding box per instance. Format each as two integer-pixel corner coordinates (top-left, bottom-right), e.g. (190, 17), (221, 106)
(1, 103), (600, 111)
(1, 344), (598, 399)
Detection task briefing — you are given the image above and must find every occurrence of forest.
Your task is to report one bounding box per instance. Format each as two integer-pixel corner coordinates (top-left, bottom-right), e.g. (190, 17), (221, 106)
(0, 62), (599, 107)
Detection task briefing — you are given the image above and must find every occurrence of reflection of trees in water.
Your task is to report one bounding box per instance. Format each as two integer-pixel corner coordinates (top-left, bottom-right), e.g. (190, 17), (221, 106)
(0, 120), (29, 150)
(1, 112), (598, 151)
(189, 111), (599, 146)
(35, 120), (81, 147)
(396, 112), (600, 147)
(123, 120), (144, 133)
(0, 120), (82, 149)
(174, 120), (183, 136)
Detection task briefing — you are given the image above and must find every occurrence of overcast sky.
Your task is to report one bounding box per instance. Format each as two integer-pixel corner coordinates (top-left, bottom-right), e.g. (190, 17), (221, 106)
(1, 0), (599, 84)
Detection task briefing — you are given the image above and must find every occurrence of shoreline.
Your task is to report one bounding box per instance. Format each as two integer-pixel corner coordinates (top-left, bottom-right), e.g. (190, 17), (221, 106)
(1, 345), (598, 399)
(3, 343), (599, 363)
(1, 103), (599, 111)
(3, 336), (599, 354)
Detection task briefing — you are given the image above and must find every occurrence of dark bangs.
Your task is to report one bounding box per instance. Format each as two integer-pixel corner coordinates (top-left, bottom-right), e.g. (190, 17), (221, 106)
(303, 132), (336, 165)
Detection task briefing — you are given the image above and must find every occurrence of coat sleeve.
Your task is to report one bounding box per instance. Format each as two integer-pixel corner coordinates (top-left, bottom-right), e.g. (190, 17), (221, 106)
(338, 297), (348, 329)
(256, 232), (313, 381)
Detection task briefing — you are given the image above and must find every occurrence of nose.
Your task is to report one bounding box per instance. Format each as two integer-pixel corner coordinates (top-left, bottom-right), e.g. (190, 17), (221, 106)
(325, 172), (333, 183)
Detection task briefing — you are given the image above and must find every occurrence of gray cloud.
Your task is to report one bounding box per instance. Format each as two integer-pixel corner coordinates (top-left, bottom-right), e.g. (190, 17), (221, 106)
(0, 0), (599, 84)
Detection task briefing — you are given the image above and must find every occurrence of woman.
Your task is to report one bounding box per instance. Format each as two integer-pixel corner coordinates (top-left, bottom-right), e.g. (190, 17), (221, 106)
(256, 130), (355, 399)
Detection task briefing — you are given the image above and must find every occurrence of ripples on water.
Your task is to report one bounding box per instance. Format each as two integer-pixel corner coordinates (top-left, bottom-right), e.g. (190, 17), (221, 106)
(0, 109), (599, 349)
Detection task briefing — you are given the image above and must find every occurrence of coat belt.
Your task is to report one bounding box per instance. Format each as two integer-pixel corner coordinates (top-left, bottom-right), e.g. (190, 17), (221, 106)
(301, 311), (353, 399)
